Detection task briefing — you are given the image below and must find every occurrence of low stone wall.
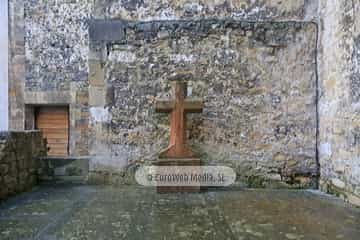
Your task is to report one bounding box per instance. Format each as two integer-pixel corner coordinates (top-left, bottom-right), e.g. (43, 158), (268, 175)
(319, 179), (360, 207)
(0, 131), (47, 201)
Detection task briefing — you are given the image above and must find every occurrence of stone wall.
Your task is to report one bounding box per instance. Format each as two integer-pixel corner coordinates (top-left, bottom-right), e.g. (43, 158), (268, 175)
(18, 0), (321, 187)
(11, 0), (320, 188)
(86, 1), (319, 187)
(6, 0), (360, 206)
(13, 0), (360, 203)
(318, 0), (360, 206)
(23, 0), (93, 155)
(88, 19), (318, 188)
(0, 131), (47, 201)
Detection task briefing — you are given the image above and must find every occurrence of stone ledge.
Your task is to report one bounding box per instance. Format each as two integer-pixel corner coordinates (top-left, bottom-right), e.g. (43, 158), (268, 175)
(39, 156), (90, 181)
(0, 130), (41, 135)
(153, 158), (201, 193)
(320, 179), (360, 207)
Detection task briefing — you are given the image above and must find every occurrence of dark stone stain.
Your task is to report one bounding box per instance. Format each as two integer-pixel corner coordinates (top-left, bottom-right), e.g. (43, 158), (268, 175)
(89, 20), (126, 42)
(351, 127), (360, 145)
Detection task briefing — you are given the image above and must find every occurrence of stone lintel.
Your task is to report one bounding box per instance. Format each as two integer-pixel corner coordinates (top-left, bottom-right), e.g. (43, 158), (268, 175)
(89, 19), (311, 44)
(25, 91), (72, 105)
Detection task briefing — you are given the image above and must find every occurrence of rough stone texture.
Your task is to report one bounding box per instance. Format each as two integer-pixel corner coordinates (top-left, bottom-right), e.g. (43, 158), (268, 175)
(23, 0), (94, 156)
(18, 1), (320, 188)
(21, 0), (319, 158)
(8, 0), (25, 130)
(318, 0), (360, 207)
(88, 20), (318, 188)
(0, 131), (47, 201)
(94, 0), (318, 21)
(10, 0), (360, 204)
(24, 1), (92, 91)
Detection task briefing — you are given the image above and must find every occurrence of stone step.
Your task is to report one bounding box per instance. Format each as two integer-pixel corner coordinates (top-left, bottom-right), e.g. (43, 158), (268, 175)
(154, 158), (201, 193)
(39, 156), (89, 182)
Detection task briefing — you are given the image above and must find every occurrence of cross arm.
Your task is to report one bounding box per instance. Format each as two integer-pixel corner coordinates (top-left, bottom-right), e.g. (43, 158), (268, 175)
(155, 100), (175, 113)
(184, 99), (203, 113)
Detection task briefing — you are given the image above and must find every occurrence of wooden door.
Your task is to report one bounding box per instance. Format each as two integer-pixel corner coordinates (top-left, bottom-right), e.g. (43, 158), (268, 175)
(35, 107), (69, 157)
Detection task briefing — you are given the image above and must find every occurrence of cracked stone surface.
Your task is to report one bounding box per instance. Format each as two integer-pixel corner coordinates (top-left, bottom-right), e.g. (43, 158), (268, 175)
(1, 184), (360, 240)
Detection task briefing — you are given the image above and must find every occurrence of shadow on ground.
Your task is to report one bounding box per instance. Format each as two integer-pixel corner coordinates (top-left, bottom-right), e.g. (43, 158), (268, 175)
(0, 183), (359, 240)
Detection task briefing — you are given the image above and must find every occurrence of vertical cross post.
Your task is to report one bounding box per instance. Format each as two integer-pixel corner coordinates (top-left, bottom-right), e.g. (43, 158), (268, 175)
(155, 81), (203, 158)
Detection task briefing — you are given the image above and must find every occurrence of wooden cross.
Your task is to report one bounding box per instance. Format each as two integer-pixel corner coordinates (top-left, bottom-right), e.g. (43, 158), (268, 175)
(155, 81), (203, 158)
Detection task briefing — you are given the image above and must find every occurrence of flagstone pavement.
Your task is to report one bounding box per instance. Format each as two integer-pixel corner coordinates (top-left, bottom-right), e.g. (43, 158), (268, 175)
(0, 183), (359, 240)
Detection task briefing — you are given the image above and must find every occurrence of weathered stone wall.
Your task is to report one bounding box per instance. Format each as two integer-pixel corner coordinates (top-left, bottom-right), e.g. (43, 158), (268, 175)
(23, 1), (94, 155)
(24, 1), (92, 91)
(18, 0), (321, 188)
(0, 131), (47, 201)
(87, 1), (319, 187)
(10, 0), (326, 188)
(7, 0), (360, 205)
(318, 0), (360, 206)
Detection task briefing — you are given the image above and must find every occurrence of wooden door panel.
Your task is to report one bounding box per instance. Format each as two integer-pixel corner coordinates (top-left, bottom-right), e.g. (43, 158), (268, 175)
(36, 107), (69, 157)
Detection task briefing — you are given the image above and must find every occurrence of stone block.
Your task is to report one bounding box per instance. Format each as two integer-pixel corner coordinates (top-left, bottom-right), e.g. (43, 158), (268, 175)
(89, 20), (126, 41)
(18, 157), (27, 170)
(89, 61), (105, 87)
(89, 42), (107, 61)
(266, 173), (282, 181)
(294, 176), (312, 186)
(19, 171), (29, 182)
(331, 178), (346, 189)
(76, 91), (89, 105)
(87, 171), (109, 185)
(25, 91), (71, 105)
(89, 86), (106, 107)
(4, 175), (17, 187)
(9, 161), (17, 175)
(0, 187), (8, 200)
(0, 164), (9, 176)
(75, 119), (89, 130)
(348, 194), (360, 207)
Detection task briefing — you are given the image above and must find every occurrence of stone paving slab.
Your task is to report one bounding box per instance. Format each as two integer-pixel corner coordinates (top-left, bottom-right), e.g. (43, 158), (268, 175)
(0, 184), (359, 240)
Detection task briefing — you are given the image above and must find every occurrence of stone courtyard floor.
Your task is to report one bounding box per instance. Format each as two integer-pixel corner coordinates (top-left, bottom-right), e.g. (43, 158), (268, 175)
(0, 184), (359, 240)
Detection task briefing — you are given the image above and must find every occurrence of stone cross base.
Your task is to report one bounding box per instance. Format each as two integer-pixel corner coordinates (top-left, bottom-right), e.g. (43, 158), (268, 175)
(153, 158), (201, 193)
